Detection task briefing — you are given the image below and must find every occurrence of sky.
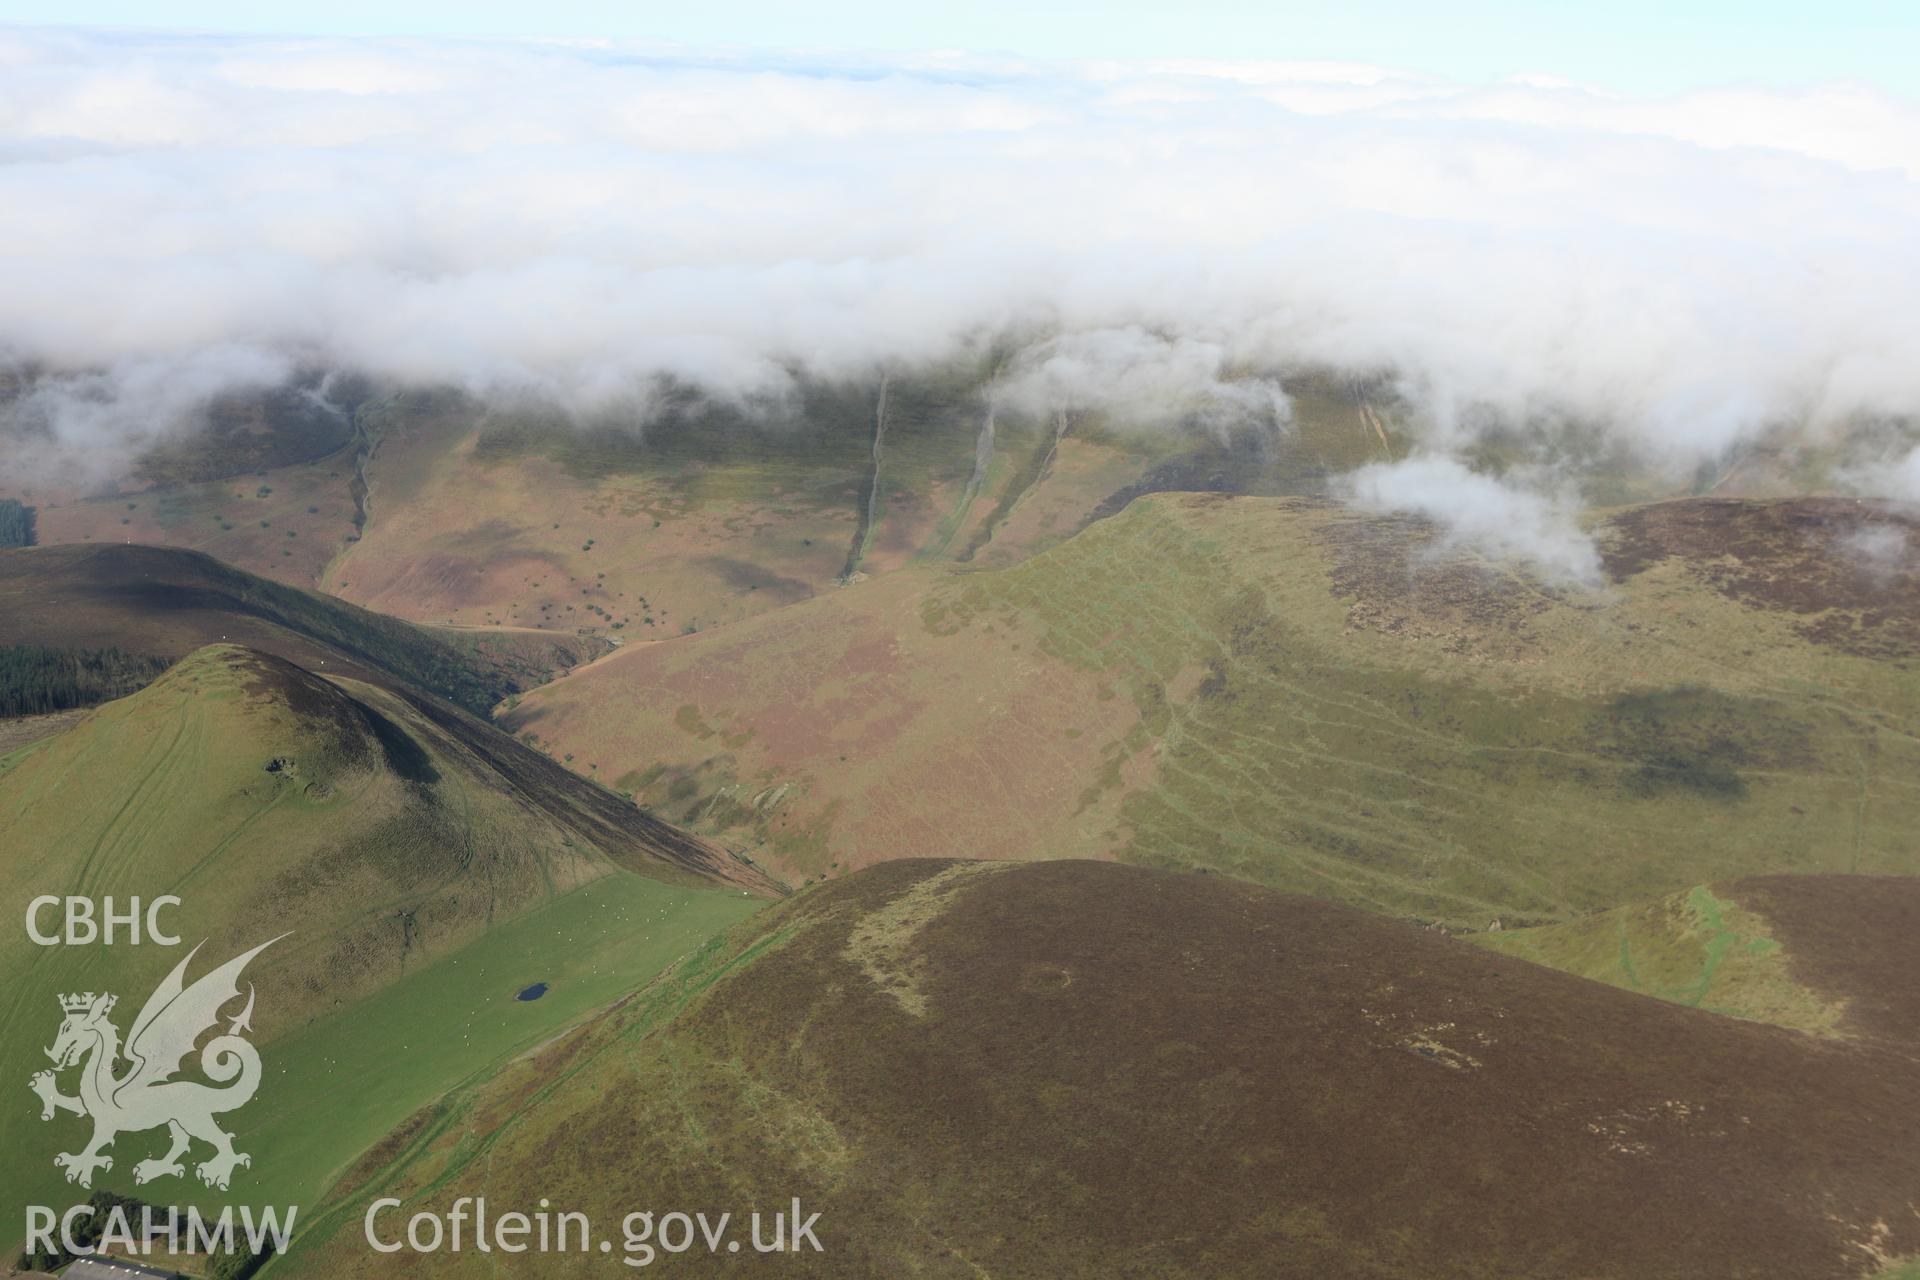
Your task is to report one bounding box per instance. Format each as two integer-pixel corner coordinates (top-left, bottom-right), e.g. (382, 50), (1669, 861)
(0, 8), (1917, 575)
(1, 0), (1916, 97)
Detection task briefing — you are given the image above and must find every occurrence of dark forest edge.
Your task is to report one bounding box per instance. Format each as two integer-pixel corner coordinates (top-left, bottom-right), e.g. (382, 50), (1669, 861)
(0, 499), (35, 549)
(0, 644), (171, 718)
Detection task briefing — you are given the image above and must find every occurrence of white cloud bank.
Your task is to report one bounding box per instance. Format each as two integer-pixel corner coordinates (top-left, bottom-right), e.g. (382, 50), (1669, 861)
(1, 28), (1918, 483)
(1341, 455), (1603, 585)
(1884, 448), (1920, 503)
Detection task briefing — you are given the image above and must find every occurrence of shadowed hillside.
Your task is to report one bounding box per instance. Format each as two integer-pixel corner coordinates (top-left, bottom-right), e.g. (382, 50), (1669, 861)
(280, 859), (1920, 1278)
(0, 542), (606, 715)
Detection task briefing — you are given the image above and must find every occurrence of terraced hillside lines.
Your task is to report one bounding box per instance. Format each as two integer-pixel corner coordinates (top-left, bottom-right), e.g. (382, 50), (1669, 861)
(960, 497), (1920, 918)
(0, 542), (605, 715)
(281, 860), (1920, 1278)
(513, 494), (1920, 923)
(0, 644), (765, 1236)
(947, 496), (1556, 915)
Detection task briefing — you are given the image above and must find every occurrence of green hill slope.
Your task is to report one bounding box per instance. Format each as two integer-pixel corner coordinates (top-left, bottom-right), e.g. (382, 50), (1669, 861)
(279, 859), (1920, 1278)
(505, 493), (1920, 922)
(0, 646), (768, 1235)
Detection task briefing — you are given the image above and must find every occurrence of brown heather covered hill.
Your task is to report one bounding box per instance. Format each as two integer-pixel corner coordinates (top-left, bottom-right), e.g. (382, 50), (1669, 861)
(284, 860), (1920, 1280)
(1727, 875), (1920, 1049)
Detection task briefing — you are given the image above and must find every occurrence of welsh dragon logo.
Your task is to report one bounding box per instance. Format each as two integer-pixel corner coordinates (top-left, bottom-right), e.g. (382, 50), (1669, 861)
(29, 937), (282, 1191)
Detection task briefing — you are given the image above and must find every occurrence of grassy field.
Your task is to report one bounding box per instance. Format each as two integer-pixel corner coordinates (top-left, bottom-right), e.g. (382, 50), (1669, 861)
(0, 645), (764, 1238)
(504, 493), (1920, 923)
(277, 859), (1920, 1278)
(83, 873), (755, 1244)
(3, 871), (761, 1257)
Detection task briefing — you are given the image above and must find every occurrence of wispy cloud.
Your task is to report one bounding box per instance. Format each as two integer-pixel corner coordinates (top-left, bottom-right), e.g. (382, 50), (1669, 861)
(1340, 455), (1603, 585)
(1, 28), (1917, 482)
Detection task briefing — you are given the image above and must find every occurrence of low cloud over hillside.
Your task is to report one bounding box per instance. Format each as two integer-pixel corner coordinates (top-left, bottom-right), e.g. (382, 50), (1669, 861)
(3, 27), (1918, 492)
